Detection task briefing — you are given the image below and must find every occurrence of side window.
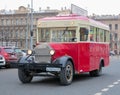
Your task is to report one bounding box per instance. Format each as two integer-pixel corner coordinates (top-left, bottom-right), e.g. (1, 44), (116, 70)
(39, 28), (50, 42)
(90, 26), (109, 42)
(52, 29), (76, 42)
(105, 30), (110, 42)
(104, 31), (107, 42)
(100, 29), (104, 42)
(90, 26), (94, 41)
(95, 28), (100, 42)
(80, 28), (88, 41)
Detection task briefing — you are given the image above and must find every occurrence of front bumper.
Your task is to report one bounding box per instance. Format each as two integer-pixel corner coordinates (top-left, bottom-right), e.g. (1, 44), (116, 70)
(11, 63), (62, 72)
(0, 61), (5, 66)
(6, 59), (18, 63)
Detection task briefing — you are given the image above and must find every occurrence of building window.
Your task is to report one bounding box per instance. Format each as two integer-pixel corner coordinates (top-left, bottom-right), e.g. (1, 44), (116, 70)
(114, 33), (118, 41)
(10, 31), (13, 37)
(6, 19), (10, 25)
(21, 18), (23, 25)
(6, 19), (8, 25)
(16, 19), (18, 25)
(25, 18), (27, 24)
(1, 19), (4, 25)
(109, 24), (112, 30)
(10, 19), (12, 25)
(11, 19), (14, 25)
(115, 24), (118, 30)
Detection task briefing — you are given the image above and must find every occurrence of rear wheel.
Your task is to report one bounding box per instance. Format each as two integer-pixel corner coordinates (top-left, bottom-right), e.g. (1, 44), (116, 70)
(5, 63), (10, 68)
(18, 69), (33, 83)
(60, 61), (73, 85)
(89, 63), (102, 77)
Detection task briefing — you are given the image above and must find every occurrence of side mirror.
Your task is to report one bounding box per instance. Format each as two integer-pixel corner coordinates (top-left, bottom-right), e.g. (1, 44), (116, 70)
(70, 38), (77, 42)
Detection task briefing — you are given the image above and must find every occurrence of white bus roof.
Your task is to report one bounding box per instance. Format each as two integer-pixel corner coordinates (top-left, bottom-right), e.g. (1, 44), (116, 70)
(37, 14), (109, 31)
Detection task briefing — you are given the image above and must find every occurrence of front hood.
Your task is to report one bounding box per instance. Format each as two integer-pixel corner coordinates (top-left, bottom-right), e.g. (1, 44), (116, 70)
(49, 43), (70, 59)
(35, 43), (52, 50)
(35, 43), (68, 54)
(34, 43), (69, 62)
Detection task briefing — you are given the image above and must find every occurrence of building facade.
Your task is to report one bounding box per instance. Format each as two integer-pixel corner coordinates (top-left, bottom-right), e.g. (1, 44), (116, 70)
(90, 15), (120, 54)
(1, 6), (120, 53)
(0, 6), (59, 49)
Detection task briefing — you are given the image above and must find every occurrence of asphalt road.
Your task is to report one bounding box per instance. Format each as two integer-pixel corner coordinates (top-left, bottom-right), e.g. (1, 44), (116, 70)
(0, 56), (120, 95)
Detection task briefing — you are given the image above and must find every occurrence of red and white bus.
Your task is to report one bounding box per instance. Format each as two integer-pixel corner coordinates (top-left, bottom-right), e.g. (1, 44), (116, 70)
(17, 14), (110, 85)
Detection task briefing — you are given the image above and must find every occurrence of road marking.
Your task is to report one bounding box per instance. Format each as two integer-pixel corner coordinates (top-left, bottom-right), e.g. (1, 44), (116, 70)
(94, 92), (102, 95)
(118, 80), (120, 82)
(108, 85), (114, 88)
(101, 88), (109, 92)
(94, 79), (120, 95)
(113, 82), (119, 85)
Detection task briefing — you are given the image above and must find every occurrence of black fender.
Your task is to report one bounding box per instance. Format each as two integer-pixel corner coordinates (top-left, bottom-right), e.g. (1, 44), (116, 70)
(53, 56), (74, 68)
(18, 55), (35, 64)
(100, 58), (104, 67)
(10, 56), (31, 68)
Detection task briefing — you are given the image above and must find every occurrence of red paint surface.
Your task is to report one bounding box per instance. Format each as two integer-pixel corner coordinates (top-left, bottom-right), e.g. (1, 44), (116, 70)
(49, 42), (109, 73)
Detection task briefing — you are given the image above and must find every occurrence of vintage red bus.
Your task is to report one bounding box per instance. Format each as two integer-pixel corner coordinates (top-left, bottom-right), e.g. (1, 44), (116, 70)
(17, 14), (110, 85)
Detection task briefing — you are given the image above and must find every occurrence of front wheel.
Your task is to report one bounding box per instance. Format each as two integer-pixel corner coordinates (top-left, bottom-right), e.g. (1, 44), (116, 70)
(18, 69), (33, 83)
(60, 60), (74, 85)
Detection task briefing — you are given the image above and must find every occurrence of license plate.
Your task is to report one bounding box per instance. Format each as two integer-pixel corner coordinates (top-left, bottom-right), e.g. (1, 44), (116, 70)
(11, 55), (15, 57)
(46, 67), (61, 72)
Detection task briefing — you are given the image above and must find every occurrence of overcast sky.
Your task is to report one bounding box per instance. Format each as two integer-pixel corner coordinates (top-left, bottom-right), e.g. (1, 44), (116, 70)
(0, 0), (120, 15)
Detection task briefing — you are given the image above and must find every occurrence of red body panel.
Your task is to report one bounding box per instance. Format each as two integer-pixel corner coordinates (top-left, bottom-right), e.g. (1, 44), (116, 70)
(49, 42), (109, 73)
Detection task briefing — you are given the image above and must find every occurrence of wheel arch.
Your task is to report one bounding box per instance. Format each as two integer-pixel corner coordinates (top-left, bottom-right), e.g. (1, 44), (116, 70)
(100, 58), (104, 67)
(54, 56), (75, 73)
(68, 58), (75, 74)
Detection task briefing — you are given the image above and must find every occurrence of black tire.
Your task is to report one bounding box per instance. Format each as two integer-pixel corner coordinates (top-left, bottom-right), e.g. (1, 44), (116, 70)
(89, 63), (102, 77)
(60, 60), (73, 85)
(18, 69), (33, 83)
(5, 64), (10, 68)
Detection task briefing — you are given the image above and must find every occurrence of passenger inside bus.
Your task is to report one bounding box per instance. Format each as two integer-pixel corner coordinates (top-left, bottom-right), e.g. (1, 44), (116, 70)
(90, 34), (94, 41)
(70, 31), (76, 42)
(80, 28), (88, 41)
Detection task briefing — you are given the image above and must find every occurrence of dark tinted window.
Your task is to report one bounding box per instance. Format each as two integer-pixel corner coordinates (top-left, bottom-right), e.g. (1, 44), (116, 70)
(115, 24), (118, 30)
(109, 24), (112, 30)
(4, 48), (14, 53)
(14, 48), (22, 53)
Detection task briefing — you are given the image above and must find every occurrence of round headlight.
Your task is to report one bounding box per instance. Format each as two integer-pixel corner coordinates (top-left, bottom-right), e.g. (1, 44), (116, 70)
(50, 50), (55, 55)
(27, 50), (32, 55)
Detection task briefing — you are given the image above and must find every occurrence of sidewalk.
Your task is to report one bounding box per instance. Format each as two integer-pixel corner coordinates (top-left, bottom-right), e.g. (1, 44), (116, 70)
(110, 55), (120, 59)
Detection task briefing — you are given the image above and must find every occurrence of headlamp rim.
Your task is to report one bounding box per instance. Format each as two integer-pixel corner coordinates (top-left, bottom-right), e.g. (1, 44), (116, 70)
(27, 50), (32, 55)
(50, 49), (55, 55)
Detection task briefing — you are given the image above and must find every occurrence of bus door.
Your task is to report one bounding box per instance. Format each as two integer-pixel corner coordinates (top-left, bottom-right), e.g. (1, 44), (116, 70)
(78, 26), (90, 72)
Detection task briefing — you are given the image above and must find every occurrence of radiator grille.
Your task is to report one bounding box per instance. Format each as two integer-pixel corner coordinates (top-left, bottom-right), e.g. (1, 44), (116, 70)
(34, 46), (51, 63)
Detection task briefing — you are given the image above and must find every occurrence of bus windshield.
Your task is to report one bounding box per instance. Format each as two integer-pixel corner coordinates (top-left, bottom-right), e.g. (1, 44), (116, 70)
(38, 27), (76, 42)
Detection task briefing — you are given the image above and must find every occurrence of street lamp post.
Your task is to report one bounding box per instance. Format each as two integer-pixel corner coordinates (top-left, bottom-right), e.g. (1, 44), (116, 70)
(26, 4), (30, 50)
(2, 30), (3, 46)
(30, 0), (33, 49)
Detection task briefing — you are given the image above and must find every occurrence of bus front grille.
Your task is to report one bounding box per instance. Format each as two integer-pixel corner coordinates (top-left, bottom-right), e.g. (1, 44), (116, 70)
(34, 48), (51, 63)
